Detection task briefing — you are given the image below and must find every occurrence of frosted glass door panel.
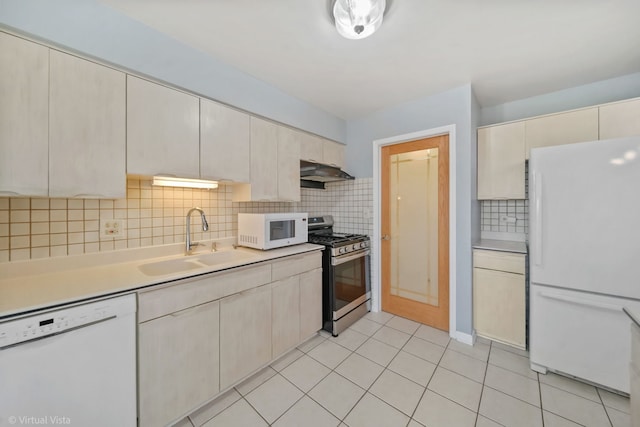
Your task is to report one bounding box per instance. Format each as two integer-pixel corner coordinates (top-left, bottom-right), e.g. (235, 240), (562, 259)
(389, 148), (439, 306)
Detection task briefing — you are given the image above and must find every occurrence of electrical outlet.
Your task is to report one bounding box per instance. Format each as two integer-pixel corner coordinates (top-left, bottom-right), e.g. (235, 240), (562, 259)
(100, 219), (126, 238)
(499, 215), (517, 224)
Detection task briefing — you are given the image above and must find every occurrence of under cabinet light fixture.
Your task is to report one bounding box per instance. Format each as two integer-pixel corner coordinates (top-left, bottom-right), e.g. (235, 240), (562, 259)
(152, 176), (218, 190)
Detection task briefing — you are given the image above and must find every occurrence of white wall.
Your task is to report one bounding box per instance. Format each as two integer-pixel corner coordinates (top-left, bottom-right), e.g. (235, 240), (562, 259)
(346, 84), (476, 335)
(480, 72), (640, 126)
(0, 0), (347, 143)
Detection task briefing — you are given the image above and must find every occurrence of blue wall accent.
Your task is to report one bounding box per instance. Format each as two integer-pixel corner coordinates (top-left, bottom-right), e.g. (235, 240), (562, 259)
(480, 72), (640, 126)
(347, 85), (476, 335)
(0, 0), (347, 143)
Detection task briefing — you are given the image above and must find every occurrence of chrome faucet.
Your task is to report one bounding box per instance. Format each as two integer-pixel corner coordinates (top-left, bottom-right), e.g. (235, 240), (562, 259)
(185, 207), (209, 255)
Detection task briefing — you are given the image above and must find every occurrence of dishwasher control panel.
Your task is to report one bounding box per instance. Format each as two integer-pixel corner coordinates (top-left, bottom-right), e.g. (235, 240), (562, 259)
(0, 294), (136, 349)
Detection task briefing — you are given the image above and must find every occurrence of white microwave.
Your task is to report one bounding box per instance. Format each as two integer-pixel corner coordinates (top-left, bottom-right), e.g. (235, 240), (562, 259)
(238, 213), (308, 250)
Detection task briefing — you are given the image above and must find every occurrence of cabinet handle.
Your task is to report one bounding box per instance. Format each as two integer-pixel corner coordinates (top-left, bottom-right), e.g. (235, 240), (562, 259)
(533, 173), (543, 266)
(539, 291), (622, 313)
(381, 235), (391, 241)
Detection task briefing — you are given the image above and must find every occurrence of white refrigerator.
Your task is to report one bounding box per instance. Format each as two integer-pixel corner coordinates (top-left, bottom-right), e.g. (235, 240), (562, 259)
(529, 136), (640, 393)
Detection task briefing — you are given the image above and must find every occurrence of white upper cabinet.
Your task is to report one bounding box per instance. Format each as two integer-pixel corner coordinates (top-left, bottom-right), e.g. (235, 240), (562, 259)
(323, 140), (345, 169)
(599, 98), (640, 139)
(49, 51), (126, 198)
(127, 76), (200, 178)
(234, 117), (301, 202)
(299, 133), (324, 163)
(277, 126), (301, 202)
(0, 32), (49, 197)
(525, 108), (598, 159)
(200, 99), (250, 182)
(477, 122), (526, 200)
(240, 117), (279, 201)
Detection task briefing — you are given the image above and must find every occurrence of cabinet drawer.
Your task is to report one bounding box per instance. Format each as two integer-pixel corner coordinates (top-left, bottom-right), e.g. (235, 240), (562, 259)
(271, 251), (322, 281)
(473, 249), (525, 274)
(138, 263), (271, 322)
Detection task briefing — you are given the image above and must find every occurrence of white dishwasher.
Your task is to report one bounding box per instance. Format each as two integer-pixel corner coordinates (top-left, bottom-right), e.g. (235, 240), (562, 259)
(0, 293), (137, 427)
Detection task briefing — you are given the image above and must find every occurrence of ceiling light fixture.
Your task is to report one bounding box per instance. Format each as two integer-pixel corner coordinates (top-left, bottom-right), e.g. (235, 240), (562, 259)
(152, 176), (218, 190)
(333, 0), (386, 40)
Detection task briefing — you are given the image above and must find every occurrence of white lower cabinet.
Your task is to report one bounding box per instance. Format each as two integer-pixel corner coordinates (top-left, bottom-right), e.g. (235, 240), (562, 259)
(300, 268), (323, 339)
(272, 275), (301, 359)
(136, 250), (322, 426)
(219, 285), (273, 390)
(473, 249), (526, 349)
(138, 300), (220, 427)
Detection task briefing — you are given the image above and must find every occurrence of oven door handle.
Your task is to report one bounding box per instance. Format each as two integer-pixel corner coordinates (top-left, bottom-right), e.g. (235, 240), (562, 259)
(331, 250), (370, 266)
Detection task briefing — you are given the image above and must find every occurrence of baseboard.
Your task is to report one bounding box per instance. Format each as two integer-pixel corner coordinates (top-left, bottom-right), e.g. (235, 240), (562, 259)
(454, 330), (476, 346)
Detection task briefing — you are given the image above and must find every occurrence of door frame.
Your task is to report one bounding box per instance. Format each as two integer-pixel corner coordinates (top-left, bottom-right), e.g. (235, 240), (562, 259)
(372, 125), (457, 339)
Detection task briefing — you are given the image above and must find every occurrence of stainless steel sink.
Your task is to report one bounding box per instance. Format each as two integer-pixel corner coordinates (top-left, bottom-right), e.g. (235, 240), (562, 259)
(138, 258), (202, 276)
(196, 250), (255, 266)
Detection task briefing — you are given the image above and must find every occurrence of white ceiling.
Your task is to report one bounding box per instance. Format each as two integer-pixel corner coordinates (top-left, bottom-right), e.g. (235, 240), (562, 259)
(100, 0), (640, 120)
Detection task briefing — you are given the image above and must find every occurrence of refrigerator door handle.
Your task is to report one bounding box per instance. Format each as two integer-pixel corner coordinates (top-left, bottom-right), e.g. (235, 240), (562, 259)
(540, 291), (623, 313)
(533, 172), (543, 266)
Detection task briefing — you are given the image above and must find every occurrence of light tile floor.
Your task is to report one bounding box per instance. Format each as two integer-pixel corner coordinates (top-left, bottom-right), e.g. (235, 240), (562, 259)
(176, 312), (631, 427)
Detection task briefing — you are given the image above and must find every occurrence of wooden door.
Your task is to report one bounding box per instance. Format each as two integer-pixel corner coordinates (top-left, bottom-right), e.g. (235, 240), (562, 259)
(381, 135), (449, 331)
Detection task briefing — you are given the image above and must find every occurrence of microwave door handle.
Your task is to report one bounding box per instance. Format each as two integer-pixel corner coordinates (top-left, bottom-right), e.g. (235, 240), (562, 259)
(332, 250), (370, 266)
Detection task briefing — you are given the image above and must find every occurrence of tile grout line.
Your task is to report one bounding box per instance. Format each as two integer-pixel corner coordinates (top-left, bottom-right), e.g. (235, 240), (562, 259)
(473, 340), (494, 427)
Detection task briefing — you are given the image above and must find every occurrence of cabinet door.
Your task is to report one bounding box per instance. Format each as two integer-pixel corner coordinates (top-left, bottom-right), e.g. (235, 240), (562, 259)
(477, 122), (525, 200)
(127, 76), (199, 177)
(0, 32), (49, 196)
(138, 300), (220, 427)
(300, 268), (323, 339)
(219, 285), (272, 389)
(300, 133), (323, 163)
(631, 325), (640, 427)
(235, 117), (279, 201)
(525, 108), (598, 159)
(200, 99), (250, 182)
(272, 275), (301, 358)
(323, 140), (345, 169)
(277, 126), (301, 202)
(49, 51), (126, 198)
(473, 267), (525, 348)
(599, 98), (640, 139)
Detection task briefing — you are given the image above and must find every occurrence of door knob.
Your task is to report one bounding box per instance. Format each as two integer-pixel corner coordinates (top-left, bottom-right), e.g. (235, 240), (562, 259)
(381, 235), (390, 240)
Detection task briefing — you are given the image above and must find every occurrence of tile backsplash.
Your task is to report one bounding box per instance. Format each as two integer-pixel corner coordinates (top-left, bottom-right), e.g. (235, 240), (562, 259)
(480, 199), (529, 234)
(0, 177), (374, 263)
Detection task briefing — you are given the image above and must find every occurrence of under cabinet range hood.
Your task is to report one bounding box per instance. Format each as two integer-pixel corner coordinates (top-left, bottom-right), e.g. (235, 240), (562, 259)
(300, 160), (355, 189)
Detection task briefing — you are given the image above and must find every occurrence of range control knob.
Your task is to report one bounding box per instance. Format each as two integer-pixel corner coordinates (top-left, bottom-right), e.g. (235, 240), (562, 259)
(360, 242), (367, 249)
(338, 247), (346, 254)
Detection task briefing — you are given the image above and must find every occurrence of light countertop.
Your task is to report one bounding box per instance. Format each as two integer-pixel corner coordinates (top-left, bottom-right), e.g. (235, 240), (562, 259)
(473, 239), (528, 254)
(0, 239), (323, 319)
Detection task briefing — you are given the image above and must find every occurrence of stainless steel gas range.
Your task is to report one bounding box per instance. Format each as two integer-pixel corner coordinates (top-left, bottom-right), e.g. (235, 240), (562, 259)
(308, 216), (371, 336)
